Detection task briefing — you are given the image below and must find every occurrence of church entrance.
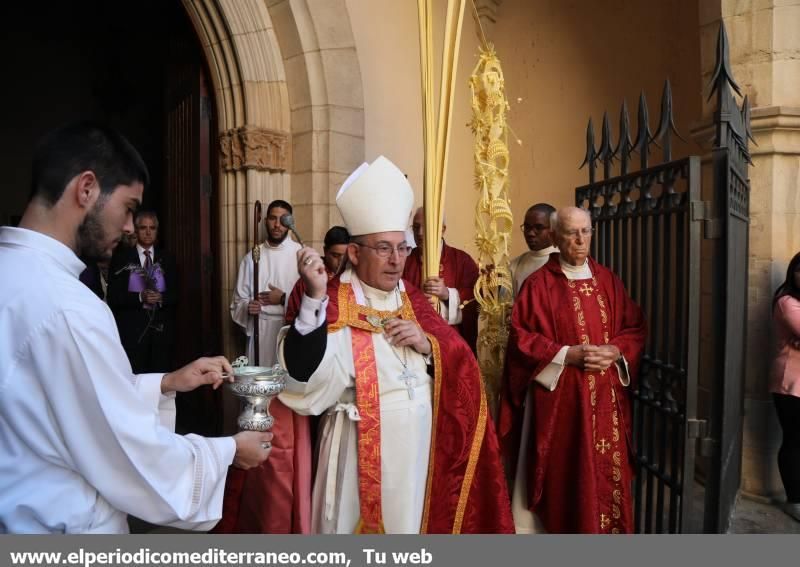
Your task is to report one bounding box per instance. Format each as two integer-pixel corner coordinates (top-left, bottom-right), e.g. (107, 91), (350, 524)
(0, 0), (222, 435)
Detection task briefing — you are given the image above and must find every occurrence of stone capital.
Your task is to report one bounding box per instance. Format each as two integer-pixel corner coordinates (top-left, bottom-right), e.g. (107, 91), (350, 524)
(219, 126), (291, 172)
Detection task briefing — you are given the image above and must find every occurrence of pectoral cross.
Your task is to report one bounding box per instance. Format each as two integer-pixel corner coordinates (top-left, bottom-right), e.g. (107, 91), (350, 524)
(399, 367), (417, 400)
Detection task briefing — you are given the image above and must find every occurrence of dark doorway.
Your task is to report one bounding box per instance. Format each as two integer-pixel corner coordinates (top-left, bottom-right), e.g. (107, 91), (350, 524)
(0, 0), (222, 435)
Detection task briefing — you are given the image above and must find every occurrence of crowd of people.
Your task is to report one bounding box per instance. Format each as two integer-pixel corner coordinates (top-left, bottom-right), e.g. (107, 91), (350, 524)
(1, 121), (797, 534)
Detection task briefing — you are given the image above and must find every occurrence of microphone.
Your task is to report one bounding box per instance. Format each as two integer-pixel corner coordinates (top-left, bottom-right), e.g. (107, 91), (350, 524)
(280, 213), (305, 246)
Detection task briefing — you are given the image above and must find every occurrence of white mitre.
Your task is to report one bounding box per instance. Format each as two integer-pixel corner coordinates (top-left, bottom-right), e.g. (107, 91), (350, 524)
(336, 156), (414, 236)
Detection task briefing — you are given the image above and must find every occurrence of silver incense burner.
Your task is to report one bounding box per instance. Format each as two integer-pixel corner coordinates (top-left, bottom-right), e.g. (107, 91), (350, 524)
(227, 359), (287, 432)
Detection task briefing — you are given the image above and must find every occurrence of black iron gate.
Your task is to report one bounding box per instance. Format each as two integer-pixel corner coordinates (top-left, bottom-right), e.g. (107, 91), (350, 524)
(575, 88), (702, 533)
(703, 22), (753, 533)
(573, 22), (750, 533)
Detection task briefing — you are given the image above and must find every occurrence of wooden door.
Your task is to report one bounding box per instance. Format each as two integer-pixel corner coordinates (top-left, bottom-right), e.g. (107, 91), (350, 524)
(163, 6), (221, 436)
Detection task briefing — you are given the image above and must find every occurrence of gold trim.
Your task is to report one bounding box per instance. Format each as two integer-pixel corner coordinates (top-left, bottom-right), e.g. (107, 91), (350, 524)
(328, 283), (351, 333)
(329, 284), (416, 334)
(597, 294), (608, 324)
(453, 368), (488, 534)
(354, 517), (386, 534)
(573, 296), (585, 327)
(420, 333), (443, 533)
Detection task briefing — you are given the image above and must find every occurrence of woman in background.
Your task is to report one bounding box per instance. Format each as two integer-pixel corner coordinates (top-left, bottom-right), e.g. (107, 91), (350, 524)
(772, 251), (800, 522)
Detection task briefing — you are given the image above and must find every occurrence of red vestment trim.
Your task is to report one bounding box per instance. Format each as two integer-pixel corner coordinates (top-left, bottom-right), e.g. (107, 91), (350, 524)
(350, 323), (385, 534)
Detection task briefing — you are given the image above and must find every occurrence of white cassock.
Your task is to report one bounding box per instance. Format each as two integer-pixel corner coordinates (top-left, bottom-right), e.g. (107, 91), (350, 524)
(277, 269), (432, 534)
(230, 238), (301, 365)
(0, 227), (235, 534)
(509, 246), (559, 297)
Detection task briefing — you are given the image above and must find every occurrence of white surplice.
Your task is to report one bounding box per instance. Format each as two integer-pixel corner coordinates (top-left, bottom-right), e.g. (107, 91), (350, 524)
(277, 269), (432, 534)
(509, 246), (559, 297)
(0, 227), (235, 534)
(230, 238), (301, 365)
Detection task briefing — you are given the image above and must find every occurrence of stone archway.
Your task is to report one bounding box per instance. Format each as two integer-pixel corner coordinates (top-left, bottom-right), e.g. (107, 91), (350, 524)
(180, 0), (364, 356)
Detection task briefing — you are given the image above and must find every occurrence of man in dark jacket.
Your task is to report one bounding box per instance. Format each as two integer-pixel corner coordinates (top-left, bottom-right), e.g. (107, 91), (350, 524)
(107, 210), (177, 372)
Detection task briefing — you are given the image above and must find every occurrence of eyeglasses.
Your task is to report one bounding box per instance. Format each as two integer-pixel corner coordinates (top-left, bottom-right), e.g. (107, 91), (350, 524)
(561, 227), (594, 240)
(520, 223), (548, 233)
(354, 242), (412, 258)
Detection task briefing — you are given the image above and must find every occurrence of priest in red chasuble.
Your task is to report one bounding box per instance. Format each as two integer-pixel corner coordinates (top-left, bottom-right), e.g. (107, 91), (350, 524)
(499, 206), (646, 534)
(278, 156), (513, 534)
(402, 207), (479, 352)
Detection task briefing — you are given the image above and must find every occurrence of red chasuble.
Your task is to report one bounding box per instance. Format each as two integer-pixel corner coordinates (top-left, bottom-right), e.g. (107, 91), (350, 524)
(287, 275), (514, 534)
(402, 242), (479, 352)
(499, 255), (646, 534)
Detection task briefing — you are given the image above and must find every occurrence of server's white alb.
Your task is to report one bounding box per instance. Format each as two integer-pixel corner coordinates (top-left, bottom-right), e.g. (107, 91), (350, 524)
(0, 227), (235, 533)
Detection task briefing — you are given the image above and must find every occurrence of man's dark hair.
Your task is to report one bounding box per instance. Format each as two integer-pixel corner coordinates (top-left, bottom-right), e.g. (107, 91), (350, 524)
(527, 203), (556, 216)
(324, 226), (350, 248)
(267, 199), (293, 216)
(30, 121), (150, 206)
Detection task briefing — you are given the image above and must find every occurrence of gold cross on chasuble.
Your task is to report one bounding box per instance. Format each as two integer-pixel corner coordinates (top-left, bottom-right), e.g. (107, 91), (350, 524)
(596, 438), (611, 454)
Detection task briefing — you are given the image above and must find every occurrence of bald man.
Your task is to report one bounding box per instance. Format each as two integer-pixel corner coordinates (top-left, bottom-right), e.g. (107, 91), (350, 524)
(499, 206), (646, 534)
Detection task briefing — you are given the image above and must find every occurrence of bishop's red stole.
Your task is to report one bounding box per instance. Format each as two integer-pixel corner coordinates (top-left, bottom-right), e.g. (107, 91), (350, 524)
(350, 324), (385, 533)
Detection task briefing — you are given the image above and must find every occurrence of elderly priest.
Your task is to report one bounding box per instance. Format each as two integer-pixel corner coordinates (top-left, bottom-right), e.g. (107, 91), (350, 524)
(278, 156), (513, 534)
